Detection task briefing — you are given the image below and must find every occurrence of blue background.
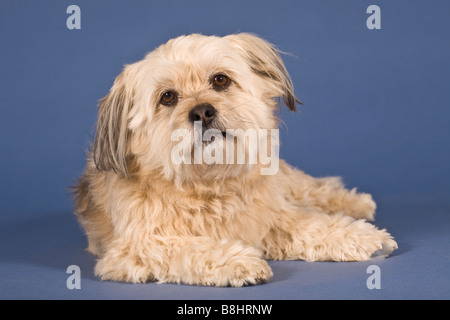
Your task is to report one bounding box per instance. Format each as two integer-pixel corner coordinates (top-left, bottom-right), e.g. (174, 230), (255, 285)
(1, 0), (449, 299)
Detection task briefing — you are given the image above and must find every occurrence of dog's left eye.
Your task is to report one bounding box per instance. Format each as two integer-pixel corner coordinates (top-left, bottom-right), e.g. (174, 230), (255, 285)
(212, 74), (231, 90)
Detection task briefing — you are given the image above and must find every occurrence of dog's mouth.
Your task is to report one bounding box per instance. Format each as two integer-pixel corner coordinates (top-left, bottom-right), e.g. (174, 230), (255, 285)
(201, 131), (228, 146)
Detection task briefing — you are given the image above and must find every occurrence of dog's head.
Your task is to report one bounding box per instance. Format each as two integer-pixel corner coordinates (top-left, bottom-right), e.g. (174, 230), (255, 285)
(93, 33), (299, 182)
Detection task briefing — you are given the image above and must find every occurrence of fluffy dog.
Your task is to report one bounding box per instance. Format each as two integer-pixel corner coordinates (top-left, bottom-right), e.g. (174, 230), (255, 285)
(73, 33), (397, 286)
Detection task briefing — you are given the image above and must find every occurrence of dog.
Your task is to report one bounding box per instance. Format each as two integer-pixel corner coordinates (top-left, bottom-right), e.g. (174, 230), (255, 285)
(73, 33), (397, 286)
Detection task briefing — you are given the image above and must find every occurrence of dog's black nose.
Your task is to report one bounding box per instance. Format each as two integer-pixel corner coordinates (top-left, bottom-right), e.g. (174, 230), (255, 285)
(188, 103), (217, 126)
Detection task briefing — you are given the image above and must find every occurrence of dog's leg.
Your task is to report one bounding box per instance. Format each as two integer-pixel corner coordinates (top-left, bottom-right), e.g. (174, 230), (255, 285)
(94, 236), (272, 286)
(279, 161), (376, 220)
(307, 176), (377, 220)
(262, 210), (397, 261)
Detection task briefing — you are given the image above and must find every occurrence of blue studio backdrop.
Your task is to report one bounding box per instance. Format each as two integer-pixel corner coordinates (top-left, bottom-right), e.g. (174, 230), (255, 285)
(0, 0), (449, 299)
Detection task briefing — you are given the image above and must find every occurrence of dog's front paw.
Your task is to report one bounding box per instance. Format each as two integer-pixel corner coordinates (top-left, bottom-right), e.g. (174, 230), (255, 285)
(221, 257), (273, 287)
(189, 245), (273, 287)
(94, 252), (155, 283)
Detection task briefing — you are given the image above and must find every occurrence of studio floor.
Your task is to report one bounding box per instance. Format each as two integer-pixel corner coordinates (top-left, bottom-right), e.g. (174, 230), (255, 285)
(1, 196), (449, 300)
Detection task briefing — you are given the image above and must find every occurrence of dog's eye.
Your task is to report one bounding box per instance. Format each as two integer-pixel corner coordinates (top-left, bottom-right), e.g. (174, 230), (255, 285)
(160, 91), (178, 106)
(212, 74), (231, 91)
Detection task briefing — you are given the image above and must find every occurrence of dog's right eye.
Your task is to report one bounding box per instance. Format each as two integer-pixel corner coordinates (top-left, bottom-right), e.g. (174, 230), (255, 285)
(160, 91), (178, 106)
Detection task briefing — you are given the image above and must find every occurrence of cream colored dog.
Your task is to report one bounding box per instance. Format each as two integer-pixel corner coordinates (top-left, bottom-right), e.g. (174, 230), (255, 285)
(73, 33), (397, 286)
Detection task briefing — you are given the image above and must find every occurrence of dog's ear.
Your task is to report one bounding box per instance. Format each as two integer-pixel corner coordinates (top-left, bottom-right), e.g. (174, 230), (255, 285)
(228, 33), (300, 111)
(93, 66), (135, 178)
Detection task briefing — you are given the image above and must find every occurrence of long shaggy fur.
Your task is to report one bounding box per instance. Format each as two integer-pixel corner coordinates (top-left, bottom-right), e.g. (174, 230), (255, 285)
(73, 33), (397, 286)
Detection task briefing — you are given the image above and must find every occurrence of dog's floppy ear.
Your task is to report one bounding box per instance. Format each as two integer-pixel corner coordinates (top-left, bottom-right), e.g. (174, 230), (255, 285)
(228, 33), (300, 111)
(93, 66), (135, 177)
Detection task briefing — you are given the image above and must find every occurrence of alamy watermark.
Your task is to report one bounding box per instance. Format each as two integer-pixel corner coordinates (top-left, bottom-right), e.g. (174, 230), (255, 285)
(170, 121), (280, 175)
(366, 265), (381, 289)
(66, 5), (381, 31)
(366, 5), (381, 30)
(66, 265), (81, 290)
(66, 5), (81, 30)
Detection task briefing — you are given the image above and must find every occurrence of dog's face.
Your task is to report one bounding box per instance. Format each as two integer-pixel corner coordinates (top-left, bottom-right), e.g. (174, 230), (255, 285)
(93, 33), (298, 182)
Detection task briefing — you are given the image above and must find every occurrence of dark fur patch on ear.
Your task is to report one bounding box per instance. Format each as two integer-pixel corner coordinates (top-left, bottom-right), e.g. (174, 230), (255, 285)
(229, 33), (301, 112)
(284, 90), (302, 112)
(229, 33), (301, 111)
(93, 71), (132, 177)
